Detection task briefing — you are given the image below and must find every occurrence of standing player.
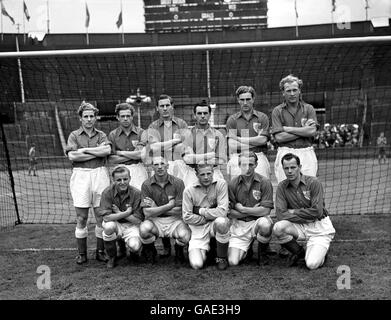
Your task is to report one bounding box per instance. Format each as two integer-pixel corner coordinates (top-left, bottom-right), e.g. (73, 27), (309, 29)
(182, 100), (227, 187)
(147, 94), (189, 177)
(139, 156), (190, 264)
(66, 101), (111, 265)
(108, 102), (148, 190)
(28, 143), (37, 176)
(99, 165), (143, 268)
(271, 74), (318, 184)
(228, 152), (274, 266)
(146, 94), (189, 254)
(182, 163), (231, 270)
(376, 132), (387, 164)
(226, 86), (271, 180)
(273, 153), (335, 269)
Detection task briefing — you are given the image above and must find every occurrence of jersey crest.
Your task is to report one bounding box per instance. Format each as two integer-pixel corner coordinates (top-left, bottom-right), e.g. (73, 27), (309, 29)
(131, 140), (138, 148)
(207, 137), (217, 150)
(302, 190), (311, 200)
(252, 190), (261, 201)
(253, 123), (264, 135)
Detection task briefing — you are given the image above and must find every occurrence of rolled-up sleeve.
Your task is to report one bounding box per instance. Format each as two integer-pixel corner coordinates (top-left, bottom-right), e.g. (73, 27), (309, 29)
(259, 179), (274, 209)
(65, 132), (78, 156)
(98, 187), (113, 217)
(174, 179), (185, 207)
(131, 190), (144, 221)
(271, 107), (284, 135)
(182, 187), (207, 226)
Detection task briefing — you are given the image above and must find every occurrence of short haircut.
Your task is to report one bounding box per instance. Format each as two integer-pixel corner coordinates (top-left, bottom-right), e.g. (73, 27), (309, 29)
(157, 94), (174, 106)
(239, 151), (258, 164)
(77, 101), (99, 117)
(279, 74), (303, 91)
(115, 102), (135, 116)
(195, 163), (214, 174)
(111, 164), (130, 178)
(193, 99), (211, 114)
(235, 86), (256, 99)
(281, 153), (301, 166)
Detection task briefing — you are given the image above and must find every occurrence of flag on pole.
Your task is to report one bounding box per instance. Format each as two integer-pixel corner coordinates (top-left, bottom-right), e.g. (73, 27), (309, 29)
(116, 10), (122, 28)
(1, 1), (15, 24)
(85, 2), (90, 28)
(331, 0), (336, 12)
(23, 1), (30, 21)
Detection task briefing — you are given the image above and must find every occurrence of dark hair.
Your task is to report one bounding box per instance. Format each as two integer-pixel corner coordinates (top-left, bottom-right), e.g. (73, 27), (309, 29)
(239, 151), (258, 165)
(235, 86), (256, 98)
(115, 103), (135, 116)
(281, 153), (301, 166)
(195, 163), (214, 174)
(157, 94), (174, 106)
(193, 99), (211, 114)
(77, 101), (99, 117)
(111, 165), (130, 178)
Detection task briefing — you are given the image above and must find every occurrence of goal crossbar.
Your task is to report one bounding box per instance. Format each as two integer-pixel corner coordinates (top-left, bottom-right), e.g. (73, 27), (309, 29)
(1, 35), (391, 58)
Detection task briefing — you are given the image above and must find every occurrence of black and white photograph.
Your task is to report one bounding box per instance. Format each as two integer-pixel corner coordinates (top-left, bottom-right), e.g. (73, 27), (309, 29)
(0, 0), (390, 308)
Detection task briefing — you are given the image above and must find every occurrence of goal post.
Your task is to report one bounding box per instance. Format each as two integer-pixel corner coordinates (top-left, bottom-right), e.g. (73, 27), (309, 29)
(0, 35), (390, 224)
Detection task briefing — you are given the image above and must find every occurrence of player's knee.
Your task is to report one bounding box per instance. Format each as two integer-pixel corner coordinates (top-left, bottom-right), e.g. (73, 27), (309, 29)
(139, 220), (154, 238)
(228, 256), (240, 266)
(189, 259), (204, 270)
(257, 218), (273, 236)
(176, 225), (191, 245)
(273, 221), (287, 237)
(76, 216), (87, 228)
(103, 222), (116, 235)
(214, 217), (230, 234)
(126, 237), (142, 252)
(306, 257), (322, 270)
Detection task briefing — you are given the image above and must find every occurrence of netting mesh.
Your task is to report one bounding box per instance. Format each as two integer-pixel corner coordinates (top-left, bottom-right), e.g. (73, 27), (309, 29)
(0, 40), (390, 224)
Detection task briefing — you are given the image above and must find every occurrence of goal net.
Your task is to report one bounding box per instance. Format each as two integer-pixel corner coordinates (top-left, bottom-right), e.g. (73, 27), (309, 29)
(0, 36), (390, 225)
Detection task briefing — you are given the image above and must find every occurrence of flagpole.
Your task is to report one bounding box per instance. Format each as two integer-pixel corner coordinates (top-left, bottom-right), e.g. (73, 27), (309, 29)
(121, 0), (124, 45)
(1, 0), (3, 42)
(294, 0), (299, 38)
(23, 3), (25, 44)
(16, 26), (25, 103)
(46, 0), (50, 34)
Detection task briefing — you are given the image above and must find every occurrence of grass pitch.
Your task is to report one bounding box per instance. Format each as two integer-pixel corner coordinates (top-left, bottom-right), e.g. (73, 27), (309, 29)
(0, 215), (390, 300)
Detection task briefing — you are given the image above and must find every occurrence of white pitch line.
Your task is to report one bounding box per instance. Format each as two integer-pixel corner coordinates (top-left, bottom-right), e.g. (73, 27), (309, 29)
(1, 238), (390, 252)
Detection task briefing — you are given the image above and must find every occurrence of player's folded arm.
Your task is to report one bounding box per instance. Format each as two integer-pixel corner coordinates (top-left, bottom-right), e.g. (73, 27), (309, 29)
(182, 189), (207, 226)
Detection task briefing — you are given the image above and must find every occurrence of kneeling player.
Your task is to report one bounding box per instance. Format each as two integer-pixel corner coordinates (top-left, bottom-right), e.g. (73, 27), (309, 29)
(273, 153), (335, 269)
(228, 152), (274, 266)
(139, 156), (190, 264)
(99, 165), (143, 268)
(182, 164), (231, 270)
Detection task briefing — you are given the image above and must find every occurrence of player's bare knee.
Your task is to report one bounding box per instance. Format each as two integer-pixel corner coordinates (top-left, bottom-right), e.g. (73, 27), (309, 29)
(127, 238), (142, 252)
(273, 221), (287, 237)
(76, 216), (87, 228)
(306, 257), (322, 270)
(189, 259), (204, 270)
(175, 225), (191, 245)
(139, 220), (154, 238)
(228, 256), (240, 266)
(103, 222), (116, 235)
(257, 218), (273, 237)
(214, 217), (230, 234)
